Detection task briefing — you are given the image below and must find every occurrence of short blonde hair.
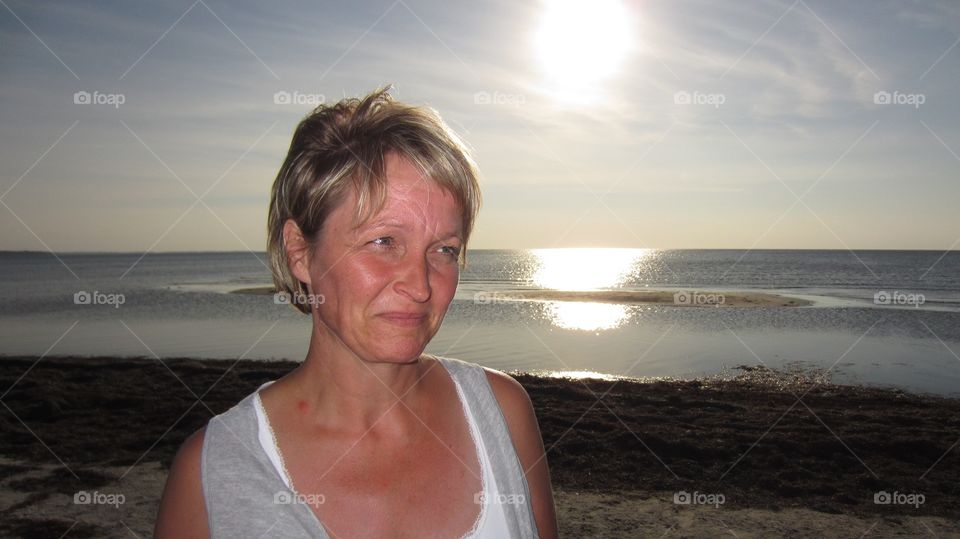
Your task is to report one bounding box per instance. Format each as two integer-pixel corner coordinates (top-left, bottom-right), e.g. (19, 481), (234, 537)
(267, 87), (481, 314)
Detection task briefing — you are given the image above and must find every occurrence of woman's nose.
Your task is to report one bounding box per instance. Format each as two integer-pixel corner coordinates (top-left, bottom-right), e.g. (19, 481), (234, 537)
(394, 253), (431, 302)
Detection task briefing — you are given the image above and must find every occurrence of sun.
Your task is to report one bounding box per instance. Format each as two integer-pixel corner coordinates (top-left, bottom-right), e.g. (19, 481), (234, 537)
(535, 0), (632, 103)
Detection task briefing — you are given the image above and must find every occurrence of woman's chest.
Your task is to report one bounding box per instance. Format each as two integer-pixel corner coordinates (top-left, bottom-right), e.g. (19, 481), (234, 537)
(283, 424), (485, 537)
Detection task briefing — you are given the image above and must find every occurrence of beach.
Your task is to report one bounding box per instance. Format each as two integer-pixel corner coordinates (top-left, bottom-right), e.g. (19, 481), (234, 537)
(2, 356), (958, 538)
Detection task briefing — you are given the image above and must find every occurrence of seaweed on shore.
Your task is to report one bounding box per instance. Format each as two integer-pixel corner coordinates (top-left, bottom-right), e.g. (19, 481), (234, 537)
(1, 355), (959, 519)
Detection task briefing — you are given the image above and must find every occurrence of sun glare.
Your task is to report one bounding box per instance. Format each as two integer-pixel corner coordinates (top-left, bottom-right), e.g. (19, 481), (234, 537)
(531, 248), (649, 290)
(535, 0), (632, 103)
(546, 301), (630, 331)
(530, 248), (643, 331)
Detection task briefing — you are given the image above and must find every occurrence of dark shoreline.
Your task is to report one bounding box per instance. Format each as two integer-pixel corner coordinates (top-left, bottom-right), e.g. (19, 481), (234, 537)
(230, 285), (814, 307)
(2, 355), (959, 535)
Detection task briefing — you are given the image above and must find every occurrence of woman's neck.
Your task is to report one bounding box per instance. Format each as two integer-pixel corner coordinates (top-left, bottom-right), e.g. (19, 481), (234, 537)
(279, 325), (433, 436)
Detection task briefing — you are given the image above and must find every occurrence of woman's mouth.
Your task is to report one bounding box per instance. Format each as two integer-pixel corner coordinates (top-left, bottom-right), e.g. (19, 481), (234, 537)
(378, 311), (428, 327)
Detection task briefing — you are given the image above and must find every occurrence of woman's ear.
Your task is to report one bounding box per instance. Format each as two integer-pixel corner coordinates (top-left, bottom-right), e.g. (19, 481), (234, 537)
(283, 219), (312, 286)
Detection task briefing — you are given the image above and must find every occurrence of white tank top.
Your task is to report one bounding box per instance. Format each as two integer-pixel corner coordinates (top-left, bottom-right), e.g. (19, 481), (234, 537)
(253, 375), (511, 538)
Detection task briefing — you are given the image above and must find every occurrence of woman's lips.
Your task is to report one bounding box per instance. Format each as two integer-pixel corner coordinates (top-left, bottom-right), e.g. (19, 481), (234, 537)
(378, 312), (428, 327)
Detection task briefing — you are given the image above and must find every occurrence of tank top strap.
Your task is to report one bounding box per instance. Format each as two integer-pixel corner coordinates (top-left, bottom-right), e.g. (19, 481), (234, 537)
(202, 392), (330, 538)
(435, 356), (540, 539)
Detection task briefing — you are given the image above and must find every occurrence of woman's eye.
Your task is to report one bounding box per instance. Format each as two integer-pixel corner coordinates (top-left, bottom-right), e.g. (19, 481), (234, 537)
(438, 245), (461, 257)
(369, 236), (394, 247)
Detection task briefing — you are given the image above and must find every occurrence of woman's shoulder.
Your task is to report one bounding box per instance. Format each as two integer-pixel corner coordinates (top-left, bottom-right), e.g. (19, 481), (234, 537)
(154, 427), (209, 538)
(480, 366), (532, 415)
(430, 355), (533, 422)
(154, 386), (271, 537)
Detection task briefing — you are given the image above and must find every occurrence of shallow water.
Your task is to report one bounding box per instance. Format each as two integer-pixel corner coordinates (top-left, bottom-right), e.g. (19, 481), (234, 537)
(1, 249), (958, 395)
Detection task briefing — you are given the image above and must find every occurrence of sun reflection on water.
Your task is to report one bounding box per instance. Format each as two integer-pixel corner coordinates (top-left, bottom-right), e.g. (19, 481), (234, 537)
(546, 301), (630, 331)
(527, 248), (652, 331)
(541, 370), (625, 382)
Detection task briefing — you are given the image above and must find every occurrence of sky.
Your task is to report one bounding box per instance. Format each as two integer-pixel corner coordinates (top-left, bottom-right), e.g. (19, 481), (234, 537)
(1, 0), (958, 252)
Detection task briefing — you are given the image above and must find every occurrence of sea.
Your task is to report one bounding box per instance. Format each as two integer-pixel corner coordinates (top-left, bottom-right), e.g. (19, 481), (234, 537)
(1, 249), (958, 396)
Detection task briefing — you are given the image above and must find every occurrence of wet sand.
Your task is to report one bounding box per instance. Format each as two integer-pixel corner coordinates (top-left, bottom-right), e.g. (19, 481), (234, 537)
(476, 289), (811, 307)
(1, 356), (958, 537)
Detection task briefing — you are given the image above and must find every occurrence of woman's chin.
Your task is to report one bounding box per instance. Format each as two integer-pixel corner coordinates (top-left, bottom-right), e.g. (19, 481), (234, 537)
(363, 327), (437, 363)
(365, 341), (429, 365)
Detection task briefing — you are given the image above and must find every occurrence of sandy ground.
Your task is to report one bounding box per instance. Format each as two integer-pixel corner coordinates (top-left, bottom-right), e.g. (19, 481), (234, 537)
(2, 460), (956, 538)
(2, 356), (959, 537)
(555, 490), (960, 538)
(0, 458), (165, 538)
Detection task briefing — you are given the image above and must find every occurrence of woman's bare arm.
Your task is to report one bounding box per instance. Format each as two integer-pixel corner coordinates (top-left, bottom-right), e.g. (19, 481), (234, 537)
(154, 428), (210, 539)
(485, 369), (559, 539)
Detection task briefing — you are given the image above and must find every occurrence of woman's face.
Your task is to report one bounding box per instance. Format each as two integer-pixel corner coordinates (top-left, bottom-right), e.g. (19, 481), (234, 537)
(304, 154), (463, 364)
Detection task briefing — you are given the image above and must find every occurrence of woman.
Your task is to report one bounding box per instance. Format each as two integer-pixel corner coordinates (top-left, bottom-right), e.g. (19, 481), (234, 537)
(155, 88), (558, 538)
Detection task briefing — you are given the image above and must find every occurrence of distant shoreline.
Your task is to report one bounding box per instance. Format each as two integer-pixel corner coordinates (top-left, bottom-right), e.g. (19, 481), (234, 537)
(229, 286), (278, 295)
(230, 285), (813, 307)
